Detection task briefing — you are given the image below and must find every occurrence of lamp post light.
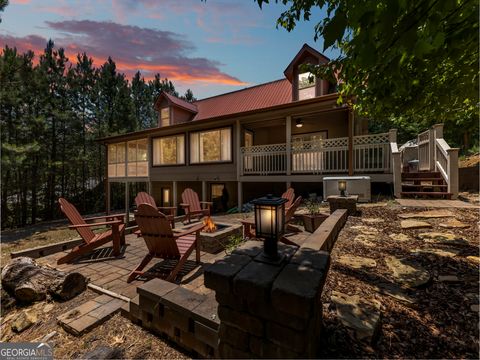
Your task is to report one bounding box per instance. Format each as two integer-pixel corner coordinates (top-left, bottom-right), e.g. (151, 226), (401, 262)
(338, 180), (347, 197)
(252, 194), (287, 264)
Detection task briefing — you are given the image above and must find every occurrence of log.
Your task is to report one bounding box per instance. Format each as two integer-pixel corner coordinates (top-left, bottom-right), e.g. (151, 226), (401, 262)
(1, 257), (87, 303)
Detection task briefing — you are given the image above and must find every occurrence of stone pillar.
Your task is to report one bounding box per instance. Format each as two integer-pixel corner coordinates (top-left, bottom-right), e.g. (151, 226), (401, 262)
(205, 241), (330, 358)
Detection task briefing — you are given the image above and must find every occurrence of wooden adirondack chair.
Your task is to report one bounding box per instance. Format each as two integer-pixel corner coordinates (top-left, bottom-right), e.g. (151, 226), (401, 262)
(127, 203), (205, 283)
(180, 188), (212, 224)
(134, 192), (176, 228)
(57, 198), (125, 265)
(241, 196), (302, 242)
(281, 187), (295, 209)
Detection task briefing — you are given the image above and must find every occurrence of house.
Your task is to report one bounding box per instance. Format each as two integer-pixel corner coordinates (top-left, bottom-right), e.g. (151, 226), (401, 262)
(100, 44), (459, 214)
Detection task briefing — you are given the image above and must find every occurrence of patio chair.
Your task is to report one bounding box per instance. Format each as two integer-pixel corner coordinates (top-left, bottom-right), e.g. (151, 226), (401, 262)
(57, 198), (126, 265)
(134, 192), (176, 228)
(127, 203), (205, 283)
(281, 187), (295, 209)
(180, 188), (212, 224)
(241, 196), (303, 244)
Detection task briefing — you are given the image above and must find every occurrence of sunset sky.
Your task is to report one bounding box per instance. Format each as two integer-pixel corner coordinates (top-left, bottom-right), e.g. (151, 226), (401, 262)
(1, 0), (339, 99)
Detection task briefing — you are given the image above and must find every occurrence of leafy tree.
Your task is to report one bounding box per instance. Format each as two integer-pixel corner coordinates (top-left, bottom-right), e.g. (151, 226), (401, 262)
(182, 89), (196, 102)
(256, 0), (479, 148)
(0, 0), (8, 23)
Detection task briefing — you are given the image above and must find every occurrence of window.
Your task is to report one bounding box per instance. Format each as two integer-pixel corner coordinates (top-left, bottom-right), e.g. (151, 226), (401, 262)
(153, 135), (185, 165)
(108, 142), (126, 177)
(190, 128), (232, 163)
(160, 107), (170, 127)
(108, 139), (148, 178)
(298, 71), (316, 100)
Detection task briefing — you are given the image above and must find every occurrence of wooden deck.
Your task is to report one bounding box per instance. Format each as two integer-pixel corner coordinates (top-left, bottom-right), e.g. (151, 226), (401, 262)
(396, 198), (478, 208)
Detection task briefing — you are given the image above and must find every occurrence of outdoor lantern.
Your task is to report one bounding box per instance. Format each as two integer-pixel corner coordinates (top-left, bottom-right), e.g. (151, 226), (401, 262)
(252, 194), (287, 263)
(338, 180), (347, 197)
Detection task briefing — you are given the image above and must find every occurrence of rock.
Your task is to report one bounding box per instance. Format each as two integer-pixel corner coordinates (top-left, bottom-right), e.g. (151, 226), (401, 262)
(350, 225), (379, 235)
(337, 255), (377, 269)
(1, 257), (87, 304)
(417, 232), (468, 245)
(373, 284), (416, 304)
(43, 303), (55, 313)
(471, 304), (479, 312)
(389, 233), (411, 242)
(11, 309), (38, 333)
(385, 256), (431, 288)
(411, 247), (461, 258)
(79, 346), (125, 359)
(362, 218), (384, 224)
(466, 256), (480, 264)
(400, 220), (432, 229)
(438, 219), (470, 229)
(354, 234), (376, 247)
(438, 275), (460, 282)
(399, 210), (455, 219)
(331, 291), (382, 343)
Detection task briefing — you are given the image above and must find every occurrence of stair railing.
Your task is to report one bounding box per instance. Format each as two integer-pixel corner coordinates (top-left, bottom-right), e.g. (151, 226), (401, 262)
(389, 129), (402, 197)
(432, 124), (459, 199)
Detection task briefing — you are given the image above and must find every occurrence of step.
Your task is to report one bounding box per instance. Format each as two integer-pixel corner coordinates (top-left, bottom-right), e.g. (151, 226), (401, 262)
(402, 184), (448, 189)
(57, 295), (124, 336)
(402, 178), (446, 183)
(400, 192), (453, 199)
(401, 172), (442, 179)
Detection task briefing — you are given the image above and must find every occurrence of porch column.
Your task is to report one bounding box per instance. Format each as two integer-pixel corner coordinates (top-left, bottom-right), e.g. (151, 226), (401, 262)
(237, 181), (242, 213)
(106, 181), (111, 214)
(236, 119), (242, 178)
(148, 180), (152, 194)
(286, 115), (292, 176)
(125, 181), (129, 224)
(348, 109), (354, 176)
(172, 181), (178, 209)
(202, 181), (207, 202)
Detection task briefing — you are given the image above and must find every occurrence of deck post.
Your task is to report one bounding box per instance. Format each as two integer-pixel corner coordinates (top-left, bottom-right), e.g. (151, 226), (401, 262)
(432, 123), (444, 172)
(106, 181), (111, 214)
(202, 181), (207, 202)
(348, 109), (354, 176)
(125, 181), (129, 224)
(236, 119), (242, 177)
(237, 181), (242, 212)
(428, 128), (435, 171)
(172, 181), (177, 209)
(286, 115), (292, 175)
(447, 148), (459, 199)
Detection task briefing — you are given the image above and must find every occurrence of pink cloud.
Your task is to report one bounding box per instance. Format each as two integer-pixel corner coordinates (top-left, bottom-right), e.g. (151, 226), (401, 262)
(0, 20), (247, 86)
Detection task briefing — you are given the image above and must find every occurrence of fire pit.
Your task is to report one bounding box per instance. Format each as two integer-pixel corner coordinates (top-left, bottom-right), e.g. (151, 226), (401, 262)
(180, 217), (242, 254)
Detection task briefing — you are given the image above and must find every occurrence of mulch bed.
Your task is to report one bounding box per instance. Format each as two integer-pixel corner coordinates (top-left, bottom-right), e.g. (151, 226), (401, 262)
(320, 203), (479, 358)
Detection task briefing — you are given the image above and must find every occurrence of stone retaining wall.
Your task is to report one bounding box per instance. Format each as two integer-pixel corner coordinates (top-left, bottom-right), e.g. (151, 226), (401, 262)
(204, 209), (348, 358)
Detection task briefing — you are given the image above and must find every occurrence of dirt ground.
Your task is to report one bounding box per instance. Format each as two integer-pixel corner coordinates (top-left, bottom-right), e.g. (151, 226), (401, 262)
(321, 202), (479, 358)
(1, 200), (479, 359)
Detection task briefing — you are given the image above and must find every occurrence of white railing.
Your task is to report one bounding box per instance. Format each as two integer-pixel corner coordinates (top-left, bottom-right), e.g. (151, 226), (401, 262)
(418, 129), (431, 171)
(435, 138), (449, 181)
(240, 133), (391, 175)
(353, 133), (391, 172)
(292, 137), (348, 174)
(241, 143), (286, 175)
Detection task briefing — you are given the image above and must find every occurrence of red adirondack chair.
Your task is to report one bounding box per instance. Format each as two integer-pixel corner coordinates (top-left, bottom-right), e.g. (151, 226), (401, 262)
(281, 187), (295, 209)
(180, 188), (212, 224)
(241, 196), (302, 242)
(134, 192), (176, 228)
(57, 198), (125, 264)
(127, 203), (205, 283)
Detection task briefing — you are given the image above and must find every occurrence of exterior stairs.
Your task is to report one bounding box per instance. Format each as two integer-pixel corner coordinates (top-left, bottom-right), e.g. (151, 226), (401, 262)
(401, 171), (452, 199)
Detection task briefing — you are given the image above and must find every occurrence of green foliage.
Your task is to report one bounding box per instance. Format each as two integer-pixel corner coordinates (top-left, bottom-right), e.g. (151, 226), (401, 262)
(223, 234), (245, 254)
(0, 0), (7, 23)
(0, 40), (195, 228)
(304, 199), (322, 215)
(256, 0), (479, 151)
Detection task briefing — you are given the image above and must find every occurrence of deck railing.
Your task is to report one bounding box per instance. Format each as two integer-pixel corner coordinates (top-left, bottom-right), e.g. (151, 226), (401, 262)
(417, 129), (431, 171)
(240, 132), (391, 176)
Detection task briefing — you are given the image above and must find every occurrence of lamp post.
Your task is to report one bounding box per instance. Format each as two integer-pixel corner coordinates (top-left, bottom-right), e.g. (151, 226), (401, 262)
(252, 194), (287, 264)
(338, 180), (347, 197)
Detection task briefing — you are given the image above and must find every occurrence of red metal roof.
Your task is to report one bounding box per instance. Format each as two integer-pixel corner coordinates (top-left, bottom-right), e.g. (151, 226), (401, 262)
(162, 92), (198, 113)
(192, 79), (292, 121)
